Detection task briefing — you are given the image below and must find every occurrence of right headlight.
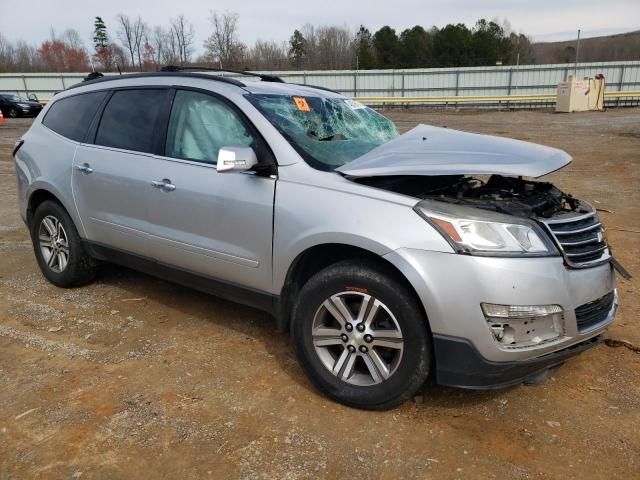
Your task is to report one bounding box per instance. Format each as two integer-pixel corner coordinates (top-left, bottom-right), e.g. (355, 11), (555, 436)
(414, 200), (558, 257)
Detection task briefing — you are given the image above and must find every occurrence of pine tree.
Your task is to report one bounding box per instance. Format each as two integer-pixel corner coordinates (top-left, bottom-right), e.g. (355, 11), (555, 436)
(93, 16), (108, 50)
(288, 29), (307, 69)
(355, 26), (375, 69)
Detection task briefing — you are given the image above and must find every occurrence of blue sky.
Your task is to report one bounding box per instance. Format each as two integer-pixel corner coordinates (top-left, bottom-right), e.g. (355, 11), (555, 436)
(0, 0), (638, 52)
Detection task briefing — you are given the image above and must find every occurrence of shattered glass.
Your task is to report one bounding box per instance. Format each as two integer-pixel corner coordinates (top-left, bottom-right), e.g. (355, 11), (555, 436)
(247, 94), (398, 170)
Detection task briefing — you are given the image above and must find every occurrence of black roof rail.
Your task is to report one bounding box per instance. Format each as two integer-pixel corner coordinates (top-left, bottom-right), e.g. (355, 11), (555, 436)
(65, 71), (246, 91)
(290, 83), (340, 95)
(160, 65), (285, 83)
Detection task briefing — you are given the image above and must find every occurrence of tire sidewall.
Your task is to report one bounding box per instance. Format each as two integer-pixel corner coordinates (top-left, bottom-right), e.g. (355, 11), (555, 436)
(30, 200), (89, 287)
(292, 262), (431, 409)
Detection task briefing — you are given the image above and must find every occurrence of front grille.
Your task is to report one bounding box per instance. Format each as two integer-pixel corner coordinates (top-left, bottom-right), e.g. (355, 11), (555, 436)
(575, 291), (615, 331)
(541, 210), (609, 268)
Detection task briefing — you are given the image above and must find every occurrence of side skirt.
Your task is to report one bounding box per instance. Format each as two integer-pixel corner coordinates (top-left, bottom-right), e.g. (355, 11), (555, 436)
(84, 241), (280, 317)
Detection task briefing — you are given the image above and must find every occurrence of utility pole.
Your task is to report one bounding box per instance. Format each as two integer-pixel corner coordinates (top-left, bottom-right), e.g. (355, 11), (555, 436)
(574, 29), (581, 76)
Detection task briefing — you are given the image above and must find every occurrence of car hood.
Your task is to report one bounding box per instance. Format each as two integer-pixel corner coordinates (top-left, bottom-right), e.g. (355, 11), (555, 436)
(336, 124), (572, 178)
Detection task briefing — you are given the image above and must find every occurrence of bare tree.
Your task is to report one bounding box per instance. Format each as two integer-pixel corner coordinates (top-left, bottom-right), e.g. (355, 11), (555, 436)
(170, 14), (195, 65)
(203, 11), (245, 67)
(246, 40), (288, 70)
(132, 17), (147, 70)
(115, 14), (146, 69)
(300, 24), (355, 69)
(61, 29), (85, 51)
(116, 14), (136, 67)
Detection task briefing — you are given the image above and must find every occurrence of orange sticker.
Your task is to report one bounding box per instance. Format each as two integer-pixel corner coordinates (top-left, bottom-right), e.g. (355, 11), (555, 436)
(293, 96), (310, 112)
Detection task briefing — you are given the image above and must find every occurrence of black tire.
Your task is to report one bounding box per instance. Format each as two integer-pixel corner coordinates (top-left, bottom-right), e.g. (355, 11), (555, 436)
(291, 260), (431, 410)
(30, 200), (99, 287)
(8, 107), (18, 118)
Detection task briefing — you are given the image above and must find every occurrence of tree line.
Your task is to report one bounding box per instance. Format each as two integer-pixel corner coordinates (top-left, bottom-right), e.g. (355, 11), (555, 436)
(0, 13), (537, 73)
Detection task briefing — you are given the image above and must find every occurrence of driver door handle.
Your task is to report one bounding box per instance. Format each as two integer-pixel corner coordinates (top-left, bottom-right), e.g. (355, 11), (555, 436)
(151, 178), (176, 192)
(75, 163), (93, 174)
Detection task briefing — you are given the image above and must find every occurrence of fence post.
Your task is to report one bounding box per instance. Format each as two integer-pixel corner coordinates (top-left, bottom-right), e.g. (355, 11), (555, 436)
(354, 71), (357, 97)
(455, 69), (460, 97)
(618, 65), (625, 91)
(507, 68), (513, 96)
(401, 71), (405, 97)
(302, 71), (307, 85)
(60, 74), (66, 90)
(22, 75), (30, 97)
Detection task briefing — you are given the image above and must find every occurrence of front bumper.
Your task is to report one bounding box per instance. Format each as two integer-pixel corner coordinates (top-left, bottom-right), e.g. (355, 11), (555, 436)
(383, 249), (617, 385)
(432, 334), (601, 389)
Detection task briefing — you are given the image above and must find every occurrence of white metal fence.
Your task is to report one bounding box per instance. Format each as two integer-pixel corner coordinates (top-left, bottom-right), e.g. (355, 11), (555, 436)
(1, 61), (639, 107)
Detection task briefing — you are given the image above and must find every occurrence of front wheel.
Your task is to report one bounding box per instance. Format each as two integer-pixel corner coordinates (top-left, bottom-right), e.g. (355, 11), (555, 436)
(292, 260), (431, 409)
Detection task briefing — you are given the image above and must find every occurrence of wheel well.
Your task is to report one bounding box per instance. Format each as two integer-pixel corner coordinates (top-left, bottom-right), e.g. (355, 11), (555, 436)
(27, 189), (61, 225)
(277, 243), (427, 332)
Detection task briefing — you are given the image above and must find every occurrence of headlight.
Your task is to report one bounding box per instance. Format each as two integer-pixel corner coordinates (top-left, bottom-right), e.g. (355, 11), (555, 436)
(414, 200), (557, 256)
(17, 103), (30, 108)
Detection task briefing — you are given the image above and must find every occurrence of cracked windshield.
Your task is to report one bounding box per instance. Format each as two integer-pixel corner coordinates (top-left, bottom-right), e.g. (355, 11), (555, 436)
(247, 94), (399, 170)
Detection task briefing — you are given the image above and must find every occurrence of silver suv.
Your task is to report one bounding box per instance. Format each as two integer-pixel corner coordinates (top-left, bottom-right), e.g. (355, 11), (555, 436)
(14, 70), (619, 409)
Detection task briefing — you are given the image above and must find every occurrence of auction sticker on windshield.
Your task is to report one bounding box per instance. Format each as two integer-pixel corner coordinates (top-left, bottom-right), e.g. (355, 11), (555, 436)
(293, 96), (311, 112)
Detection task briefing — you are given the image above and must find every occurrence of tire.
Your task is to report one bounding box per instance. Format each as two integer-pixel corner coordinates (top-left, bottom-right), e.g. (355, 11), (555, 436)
(30, 200), (99, 287)
(8, 107), (18, 118)
(291, 260), (431, 410)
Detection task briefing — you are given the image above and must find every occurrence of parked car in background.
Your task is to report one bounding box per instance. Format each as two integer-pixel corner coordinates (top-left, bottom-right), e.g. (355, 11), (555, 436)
(12, 69), (621, 409)
(0, 94), (43, 118)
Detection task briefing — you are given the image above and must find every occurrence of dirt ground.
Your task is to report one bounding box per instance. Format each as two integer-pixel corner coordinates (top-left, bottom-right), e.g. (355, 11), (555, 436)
(0, 108), (638, 480)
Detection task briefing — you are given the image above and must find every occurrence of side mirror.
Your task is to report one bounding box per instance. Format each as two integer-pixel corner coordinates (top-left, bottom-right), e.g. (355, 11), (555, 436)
(217, 146), (258, 173)
(28, 93), (38, 101)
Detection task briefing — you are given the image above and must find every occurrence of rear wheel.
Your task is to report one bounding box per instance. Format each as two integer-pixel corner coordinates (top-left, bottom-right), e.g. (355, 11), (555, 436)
(30, 200), (99, 287)
(292, 260), (431, 409)
(8, 107), (18, 118)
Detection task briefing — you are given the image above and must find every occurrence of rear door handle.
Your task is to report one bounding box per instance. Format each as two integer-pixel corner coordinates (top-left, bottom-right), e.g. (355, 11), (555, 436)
(151, 178), (176, 192)
(75, 163), (93, 174)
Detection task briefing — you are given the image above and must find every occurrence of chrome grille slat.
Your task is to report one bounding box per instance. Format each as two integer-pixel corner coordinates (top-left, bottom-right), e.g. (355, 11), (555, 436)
(539, 207), (609, 268)
(565, 244), (607, 257)
(552, 222), (601, 235)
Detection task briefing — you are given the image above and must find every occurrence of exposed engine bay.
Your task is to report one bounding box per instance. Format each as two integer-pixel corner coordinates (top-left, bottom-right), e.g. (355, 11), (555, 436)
(355, 174), (592, 219)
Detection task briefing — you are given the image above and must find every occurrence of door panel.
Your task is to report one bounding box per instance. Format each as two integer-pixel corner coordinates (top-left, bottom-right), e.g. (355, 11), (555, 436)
(71, 88), (168, 256)
(147, 89), (276, 292)
(72, 145), (156, 256)
(147, 160), (275, 290)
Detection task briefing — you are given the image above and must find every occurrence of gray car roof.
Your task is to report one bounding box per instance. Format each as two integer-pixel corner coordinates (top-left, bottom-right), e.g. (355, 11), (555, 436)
(64, 72), (343, 99)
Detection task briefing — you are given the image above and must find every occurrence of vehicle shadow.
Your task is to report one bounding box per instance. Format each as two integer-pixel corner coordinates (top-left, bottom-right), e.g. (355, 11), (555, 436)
(94, 263), (511, 409)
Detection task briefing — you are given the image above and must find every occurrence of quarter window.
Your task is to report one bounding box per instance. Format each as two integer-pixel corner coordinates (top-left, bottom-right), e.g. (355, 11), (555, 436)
(165, 90), (255, 164)
(42, 91), (108, 142)
(95, 89), (166, 153)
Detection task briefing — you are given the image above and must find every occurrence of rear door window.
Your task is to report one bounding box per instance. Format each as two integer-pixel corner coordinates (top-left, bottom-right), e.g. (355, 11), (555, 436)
(95, 89), (166, 153)
(42, 91), (108, 142)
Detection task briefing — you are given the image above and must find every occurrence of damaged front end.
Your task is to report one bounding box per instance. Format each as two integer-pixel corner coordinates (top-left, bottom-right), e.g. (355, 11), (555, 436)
(355, 174), (613, 269)
(338, 124), (623, 270)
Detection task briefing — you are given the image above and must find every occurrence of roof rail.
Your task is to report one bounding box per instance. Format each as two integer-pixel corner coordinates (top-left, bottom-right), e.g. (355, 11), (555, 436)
(290, 83), (340, 94)
(65, 71), (246, 91)
(160, 65), (285, 83)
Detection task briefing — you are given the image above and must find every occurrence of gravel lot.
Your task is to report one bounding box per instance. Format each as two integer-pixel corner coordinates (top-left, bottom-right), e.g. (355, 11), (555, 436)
(1, 109), (638, 479)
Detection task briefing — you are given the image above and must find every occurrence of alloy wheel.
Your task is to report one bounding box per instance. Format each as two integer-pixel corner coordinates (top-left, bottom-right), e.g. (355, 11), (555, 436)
(311, 291), (404, 386)
(38, 215), (70, 273)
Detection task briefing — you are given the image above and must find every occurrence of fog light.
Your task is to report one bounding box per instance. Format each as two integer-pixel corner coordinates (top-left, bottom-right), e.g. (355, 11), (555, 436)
(481, 303), (564, 348)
